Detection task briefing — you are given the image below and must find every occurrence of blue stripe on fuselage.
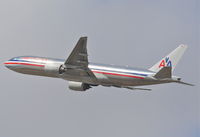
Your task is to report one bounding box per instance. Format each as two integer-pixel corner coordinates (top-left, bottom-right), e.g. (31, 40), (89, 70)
(91, 68), (148, 77)
(10, 59), (31, 63)
(9, 59), (45, 64)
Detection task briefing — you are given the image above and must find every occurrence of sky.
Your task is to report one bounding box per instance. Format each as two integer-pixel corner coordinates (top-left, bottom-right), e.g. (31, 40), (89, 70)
(0, 0), (199, 137)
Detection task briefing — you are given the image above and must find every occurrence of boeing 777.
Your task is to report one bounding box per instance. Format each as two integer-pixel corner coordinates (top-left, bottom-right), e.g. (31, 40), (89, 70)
(4, 37), (193, 91)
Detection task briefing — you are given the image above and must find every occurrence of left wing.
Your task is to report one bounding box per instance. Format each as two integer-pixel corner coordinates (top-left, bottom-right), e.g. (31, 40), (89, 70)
(65, 37), (88, 68)
(60, 37), (96, 79)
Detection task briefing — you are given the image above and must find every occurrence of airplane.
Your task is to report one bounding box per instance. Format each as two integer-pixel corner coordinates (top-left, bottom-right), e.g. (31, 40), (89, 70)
(4, 37), (193, 91)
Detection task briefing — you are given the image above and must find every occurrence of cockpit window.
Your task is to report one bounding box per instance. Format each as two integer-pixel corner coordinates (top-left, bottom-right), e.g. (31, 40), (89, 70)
(10, 57), (19, 61)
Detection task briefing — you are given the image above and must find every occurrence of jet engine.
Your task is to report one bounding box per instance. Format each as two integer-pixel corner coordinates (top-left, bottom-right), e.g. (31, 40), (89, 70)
(68, 81), (91, 91)
(59, 64), (67, 74)
(44, 61), (62, 77)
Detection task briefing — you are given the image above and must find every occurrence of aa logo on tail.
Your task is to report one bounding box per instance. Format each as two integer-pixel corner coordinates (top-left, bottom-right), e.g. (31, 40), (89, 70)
(159, 57), (172, 68)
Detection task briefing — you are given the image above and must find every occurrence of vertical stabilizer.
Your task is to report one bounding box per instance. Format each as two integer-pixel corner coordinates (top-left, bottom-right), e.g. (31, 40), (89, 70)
(149, 45), (187, 72)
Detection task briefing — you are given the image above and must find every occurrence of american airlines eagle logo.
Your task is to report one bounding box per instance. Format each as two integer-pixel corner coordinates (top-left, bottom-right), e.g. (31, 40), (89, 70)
(159, 57), (172, 68)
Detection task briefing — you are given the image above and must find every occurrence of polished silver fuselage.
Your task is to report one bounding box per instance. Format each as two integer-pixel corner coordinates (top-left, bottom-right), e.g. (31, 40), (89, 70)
(4, 56), (169, 87)
(4, 37), (192, 91)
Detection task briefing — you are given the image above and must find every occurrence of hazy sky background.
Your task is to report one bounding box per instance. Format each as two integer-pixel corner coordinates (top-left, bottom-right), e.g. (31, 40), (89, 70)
(0, 0), (199, 137)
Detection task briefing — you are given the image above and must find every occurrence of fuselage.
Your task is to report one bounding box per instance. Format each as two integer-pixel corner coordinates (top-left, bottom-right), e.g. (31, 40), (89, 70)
(3, 40), (191, 91)
(4, 56), (165, 87)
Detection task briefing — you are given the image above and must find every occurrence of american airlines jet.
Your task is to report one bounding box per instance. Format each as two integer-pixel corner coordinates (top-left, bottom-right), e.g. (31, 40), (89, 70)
(4, 37), (193, 91)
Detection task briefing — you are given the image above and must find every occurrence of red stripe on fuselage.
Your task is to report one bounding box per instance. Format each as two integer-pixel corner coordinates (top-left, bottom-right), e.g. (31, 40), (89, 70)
(92, 70), (145, 79)
(4, 62), (45, 67)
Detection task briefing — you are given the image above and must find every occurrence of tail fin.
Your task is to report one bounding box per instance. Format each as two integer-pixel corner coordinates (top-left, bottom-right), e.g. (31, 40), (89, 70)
(149, 44), (187, 72)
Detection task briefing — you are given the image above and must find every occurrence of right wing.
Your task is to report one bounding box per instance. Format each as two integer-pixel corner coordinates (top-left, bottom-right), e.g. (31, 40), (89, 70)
(123, 86), (152, 91)
(113, 85), (152, 91)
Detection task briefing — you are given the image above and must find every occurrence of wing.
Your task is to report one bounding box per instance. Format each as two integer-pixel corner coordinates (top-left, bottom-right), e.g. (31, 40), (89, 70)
(62, 37), (96, 79)
(112, 85), (152, 91)
(65, 37), (88, 68)
(123, 86), (152, 91)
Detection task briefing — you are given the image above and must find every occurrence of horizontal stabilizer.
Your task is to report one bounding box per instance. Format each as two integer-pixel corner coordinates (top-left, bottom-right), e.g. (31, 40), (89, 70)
(154, 67), (172, 79)
(175, 81), (194, 86)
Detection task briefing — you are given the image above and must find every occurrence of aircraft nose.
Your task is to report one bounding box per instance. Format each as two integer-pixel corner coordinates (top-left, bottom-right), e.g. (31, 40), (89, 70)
(4, 57), (21, 70)
(4, 61), (10, 68)
(4, 60), (14, 70)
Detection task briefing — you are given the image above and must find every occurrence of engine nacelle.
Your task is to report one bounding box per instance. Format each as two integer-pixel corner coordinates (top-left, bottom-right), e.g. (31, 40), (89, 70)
(44, 61), (62, 77)
(68, 81), (91, 91)
(45, 61), (62, 73)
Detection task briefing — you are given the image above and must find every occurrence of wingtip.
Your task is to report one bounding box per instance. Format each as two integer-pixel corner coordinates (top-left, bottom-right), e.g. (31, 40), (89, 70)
(179, 44), (188, 49)
(80, 36), (87, 39)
